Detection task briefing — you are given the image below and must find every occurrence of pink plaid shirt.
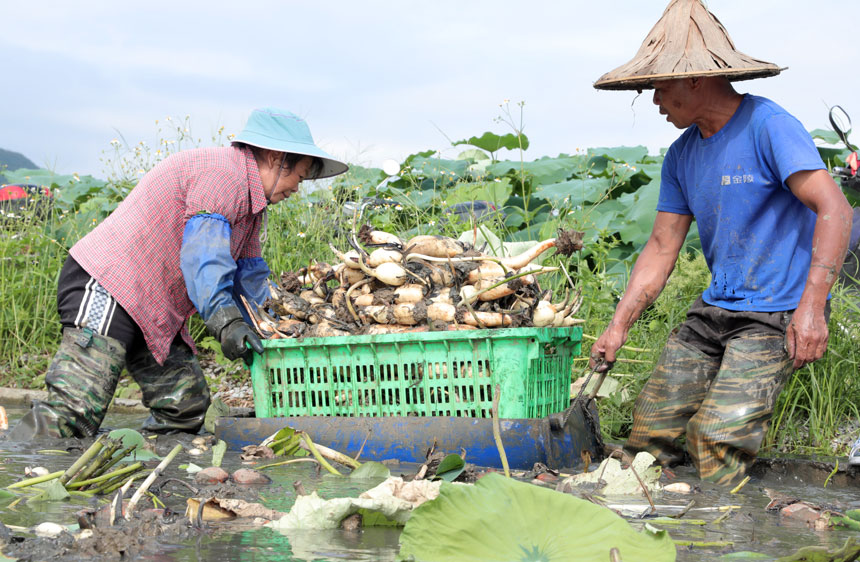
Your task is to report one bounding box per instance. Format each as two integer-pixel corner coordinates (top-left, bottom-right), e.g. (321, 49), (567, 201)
(70, 145), (267, 364)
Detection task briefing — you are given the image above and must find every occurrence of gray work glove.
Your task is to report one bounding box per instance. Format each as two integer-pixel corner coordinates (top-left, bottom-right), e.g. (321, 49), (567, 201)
(206, 305), (264, 364)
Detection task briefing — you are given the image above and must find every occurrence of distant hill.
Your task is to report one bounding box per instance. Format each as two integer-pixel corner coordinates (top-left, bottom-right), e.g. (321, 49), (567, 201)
(0, 148), (38, 184)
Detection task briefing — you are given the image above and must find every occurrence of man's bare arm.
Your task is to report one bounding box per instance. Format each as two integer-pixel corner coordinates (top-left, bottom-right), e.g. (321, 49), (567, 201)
(785, 168), (853, 368)
(590, 211), (693, 368)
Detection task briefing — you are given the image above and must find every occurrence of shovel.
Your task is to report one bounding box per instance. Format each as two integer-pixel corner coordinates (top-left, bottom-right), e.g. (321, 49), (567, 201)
(548, 359), (614, 452)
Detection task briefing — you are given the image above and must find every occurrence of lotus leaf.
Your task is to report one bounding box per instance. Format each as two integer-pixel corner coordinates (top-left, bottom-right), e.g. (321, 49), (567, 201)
(398, 473), (675, 561)
(454, 132), (529, 153)
(350, 461), (391, 480)
(567, 451), (662, 496)
(107, 428), (160, 460)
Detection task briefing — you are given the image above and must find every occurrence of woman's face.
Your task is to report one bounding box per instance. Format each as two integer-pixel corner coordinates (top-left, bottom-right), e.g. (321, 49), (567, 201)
(264, 155), (313, 204)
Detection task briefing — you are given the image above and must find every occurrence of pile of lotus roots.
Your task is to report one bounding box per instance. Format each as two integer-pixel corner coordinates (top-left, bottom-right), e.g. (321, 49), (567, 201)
(242, 226), (585, 339)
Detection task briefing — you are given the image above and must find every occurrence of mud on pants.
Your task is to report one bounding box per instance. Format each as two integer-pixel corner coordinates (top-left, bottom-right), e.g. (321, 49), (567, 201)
(626, 332), (793, 485)
(10, 328), (211, 439)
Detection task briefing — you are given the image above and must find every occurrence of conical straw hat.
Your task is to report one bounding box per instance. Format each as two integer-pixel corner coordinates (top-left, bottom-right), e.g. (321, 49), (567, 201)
(594, 0), (783, 91)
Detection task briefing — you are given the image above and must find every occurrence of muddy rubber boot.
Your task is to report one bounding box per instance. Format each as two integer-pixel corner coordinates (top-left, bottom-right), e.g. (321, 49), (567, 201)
(626, 335), (722, 466)
(127, 339), (211, 434)
(687, 332), (793, 485)
(6, 401), (72, 440)
(7, 328), (126, 439)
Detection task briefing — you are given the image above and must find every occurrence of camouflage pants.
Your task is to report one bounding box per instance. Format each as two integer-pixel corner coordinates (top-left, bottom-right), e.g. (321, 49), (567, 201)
(10, 256), (210, 439)
(21, 328), (211, 438)
(626, 297), (799, 485)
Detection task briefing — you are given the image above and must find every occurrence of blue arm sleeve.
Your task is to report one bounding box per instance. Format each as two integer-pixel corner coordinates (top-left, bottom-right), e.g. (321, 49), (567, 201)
(180, 214), (237, 322)
(233, 256), (271, 310)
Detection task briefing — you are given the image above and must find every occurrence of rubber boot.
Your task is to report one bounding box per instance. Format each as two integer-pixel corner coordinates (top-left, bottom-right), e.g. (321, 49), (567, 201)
(127, 339), (211, 434)
(687, 332), (793, 485)
(626, 335), (722, 466)
(7, 328), (126, 440)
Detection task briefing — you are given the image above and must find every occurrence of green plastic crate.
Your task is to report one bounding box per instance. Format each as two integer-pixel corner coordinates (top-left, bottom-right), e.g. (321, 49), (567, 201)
(250, 326), (582, 419)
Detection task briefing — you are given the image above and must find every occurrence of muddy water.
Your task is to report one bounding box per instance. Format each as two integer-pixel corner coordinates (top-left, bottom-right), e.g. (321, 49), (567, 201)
(0, 405), (859, 561)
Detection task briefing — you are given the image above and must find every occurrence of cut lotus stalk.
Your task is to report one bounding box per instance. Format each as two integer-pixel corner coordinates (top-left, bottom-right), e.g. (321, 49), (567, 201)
(297, 440), (360, 470)
(126, 443), (182, 519)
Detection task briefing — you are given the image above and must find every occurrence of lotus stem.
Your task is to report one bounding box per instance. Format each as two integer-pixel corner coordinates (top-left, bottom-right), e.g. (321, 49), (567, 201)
(729, 475), (750, 494)
(671, 540), (734, 548)
(647, 517), (707, 526)
(491, 385), (510, 478)
(101, 473), (143, 496)
(90, 445), (138, 480)
(91, 469), (146, 496)
(300, 434), (342, 476)
(70, 438), (122, 486)
(66, 462), (144, 490)
(126, 444), (182, 518)
(6, 470), (64, 490)
(301, 441), (360, 470)
(259, 458), (320, 470)
(711, 507), (735, 525)
(60, 436), (106, 485)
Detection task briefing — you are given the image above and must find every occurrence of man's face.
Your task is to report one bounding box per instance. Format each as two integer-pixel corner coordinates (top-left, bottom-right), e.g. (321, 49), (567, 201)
(652, 79), (696, 129)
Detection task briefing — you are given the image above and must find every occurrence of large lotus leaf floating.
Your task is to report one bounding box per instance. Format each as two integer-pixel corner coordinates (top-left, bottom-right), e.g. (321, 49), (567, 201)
(398, 472), (675, 561)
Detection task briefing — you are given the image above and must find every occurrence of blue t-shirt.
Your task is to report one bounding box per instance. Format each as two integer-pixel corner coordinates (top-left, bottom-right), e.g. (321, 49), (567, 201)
(658, 94), (824, 311)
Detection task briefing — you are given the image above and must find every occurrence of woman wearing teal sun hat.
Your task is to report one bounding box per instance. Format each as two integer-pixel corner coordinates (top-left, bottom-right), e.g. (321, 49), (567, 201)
(9, 109), (348, 440)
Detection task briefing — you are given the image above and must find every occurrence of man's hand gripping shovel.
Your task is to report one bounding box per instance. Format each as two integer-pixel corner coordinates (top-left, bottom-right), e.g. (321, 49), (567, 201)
(549, 356), (614, 452)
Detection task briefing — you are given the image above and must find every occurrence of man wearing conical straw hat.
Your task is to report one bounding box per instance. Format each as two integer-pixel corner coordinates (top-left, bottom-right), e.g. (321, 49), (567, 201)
(588, 0), (852, 484)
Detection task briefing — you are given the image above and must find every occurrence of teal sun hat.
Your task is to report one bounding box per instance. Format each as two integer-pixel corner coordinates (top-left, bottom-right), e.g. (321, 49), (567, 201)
(232, 108), (348, 179)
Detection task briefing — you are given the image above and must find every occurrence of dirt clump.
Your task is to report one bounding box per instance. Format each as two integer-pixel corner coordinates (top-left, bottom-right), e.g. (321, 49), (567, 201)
(3, 509), (197, 562)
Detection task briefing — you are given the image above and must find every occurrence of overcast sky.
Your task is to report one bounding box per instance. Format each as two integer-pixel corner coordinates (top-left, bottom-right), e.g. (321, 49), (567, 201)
(3, 1), (858, 179)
